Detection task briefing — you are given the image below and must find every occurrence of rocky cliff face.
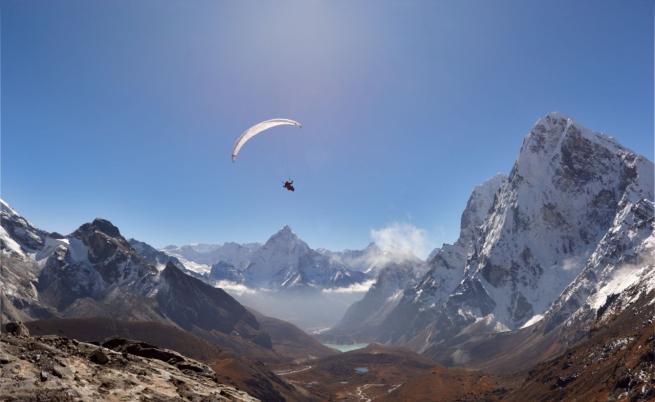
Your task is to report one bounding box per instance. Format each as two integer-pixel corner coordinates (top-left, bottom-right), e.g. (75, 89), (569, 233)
(414, 174), (507, 314)
(366, 113), (654, 354)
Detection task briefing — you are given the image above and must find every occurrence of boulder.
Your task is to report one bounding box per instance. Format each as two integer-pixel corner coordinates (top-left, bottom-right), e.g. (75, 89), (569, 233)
(4, 322), (30, 337)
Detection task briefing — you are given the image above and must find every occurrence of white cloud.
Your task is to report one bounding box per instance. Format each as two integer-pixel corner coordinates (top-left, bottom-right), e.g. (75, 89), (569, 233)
(561, 257), (583, 271)
(214, 280), (257, 296)
(371, 222), (430, 259)
(321, 279), (376, 294)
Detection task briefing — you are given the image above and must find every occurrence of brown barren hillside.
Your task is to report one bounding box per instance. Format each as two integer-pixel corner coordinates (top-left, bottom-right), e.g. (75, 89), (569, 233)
(506, 291), (655, 402)
(380, 367), (515, 402)
(248, 308), (337, 362)
(26, 317), (226, 363)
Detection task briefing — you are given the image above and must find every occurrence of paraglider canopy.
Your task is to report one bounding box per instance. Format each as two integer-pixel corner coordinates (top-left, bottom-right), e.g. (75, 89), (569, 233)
(231, 118), (302, 161)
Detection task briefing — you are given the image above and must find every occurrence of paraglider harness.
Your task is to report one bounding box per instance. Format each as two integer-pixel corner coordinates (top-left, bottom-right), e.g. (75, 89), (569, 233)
(283, 180), (295, 192)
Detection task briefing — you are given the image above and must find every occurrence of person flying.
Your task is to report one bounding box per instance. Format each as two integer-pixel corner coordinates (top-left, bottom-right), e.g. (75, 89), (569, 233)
(283, 180), (295, 192)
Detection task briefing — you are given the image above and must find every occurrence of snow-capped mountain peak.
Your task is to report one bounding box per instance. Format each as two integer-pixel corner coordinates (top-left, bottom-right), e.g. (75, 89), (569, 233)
(364, 113), (654, 354)
(515, 113), (628, 187)
(468, 112), (653, 329)
(1, 198), (19, 217)
(0, 198), (47, 256)
(263, 225), (308, 250)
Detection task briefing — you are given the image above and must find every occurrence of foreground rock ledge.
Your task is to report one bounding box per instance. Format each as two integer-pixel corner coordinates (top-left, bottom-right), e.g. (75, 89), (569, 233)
(0, 332), (260, 401)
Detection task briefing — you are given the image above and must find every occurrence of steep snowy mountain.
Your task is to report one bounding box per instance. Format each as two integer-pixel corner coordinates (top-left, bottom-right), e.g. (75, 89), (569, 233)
(462, 113), (653, 331)
(245, 226), (368, 289)
(365, 112), (653, 354)
(414, 174), (507, 312)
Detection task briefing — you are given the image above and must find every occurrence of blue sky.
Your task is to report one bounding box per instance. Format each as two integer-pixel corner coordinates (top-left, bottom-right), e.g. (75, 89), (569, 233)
(1, 0), (653, 254)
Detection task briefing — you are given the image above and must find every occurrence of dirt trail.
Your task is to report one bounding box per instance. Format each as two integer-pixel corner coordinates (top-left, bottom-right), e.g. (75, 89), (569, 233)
(274, 365), (312, 376)
(355, 383), (385, 402)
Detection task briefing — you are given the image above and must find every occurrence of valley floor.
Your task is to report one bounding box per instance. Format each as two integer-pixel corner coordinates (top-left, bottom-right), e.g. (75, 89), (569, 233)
(271, 343), (516, 401)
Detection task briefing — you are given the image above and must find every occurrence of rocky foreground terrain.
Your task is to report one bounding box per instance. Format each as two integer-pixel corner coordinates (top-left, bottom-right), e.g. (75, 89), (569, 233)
(0, 322), (258, 402)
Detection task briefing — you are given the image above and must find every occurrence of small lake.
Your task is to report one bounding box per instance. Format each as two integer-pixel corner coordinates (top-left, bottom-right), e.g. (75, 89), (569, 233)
(354, 367), (369, 374)
(322, 343), (369, 353)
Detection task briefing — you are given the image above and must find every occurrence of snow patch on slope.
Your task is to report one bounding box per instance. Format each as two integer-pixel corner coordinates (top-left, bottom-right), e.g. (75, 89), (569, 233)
(590, 267), (643, 309)
(68, 238), (90, 263)
(0, 225), (24, 256)
(521, 314), (544, 329)
(173, 255), (211, 274)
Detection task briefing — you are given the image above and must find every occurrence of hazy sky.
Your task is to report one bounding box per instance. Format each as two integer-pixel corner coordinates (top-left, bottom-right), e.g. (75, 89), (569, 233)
(2, 0), (653, 255)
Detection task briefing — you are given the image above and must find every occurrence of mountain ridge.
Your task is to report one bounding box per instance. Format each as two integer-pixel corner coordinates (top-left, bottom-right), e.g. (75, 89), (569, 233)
(330, 113), (654, 369)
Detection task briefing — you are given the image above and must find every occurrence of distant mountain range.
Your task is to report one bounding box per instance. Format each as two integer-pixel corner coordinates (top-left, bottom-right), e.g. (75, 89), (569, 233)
(161, 241), (261, 274)
(156, 225), (427, 331)
(159, 225), (422, 292)
(0, 201), (337, 368)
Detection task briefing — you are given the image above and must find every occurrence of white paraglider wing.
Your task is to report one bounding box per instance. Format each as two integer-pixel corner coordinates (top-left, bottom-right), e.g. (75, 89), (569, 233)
(231, 118), (302, 161)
